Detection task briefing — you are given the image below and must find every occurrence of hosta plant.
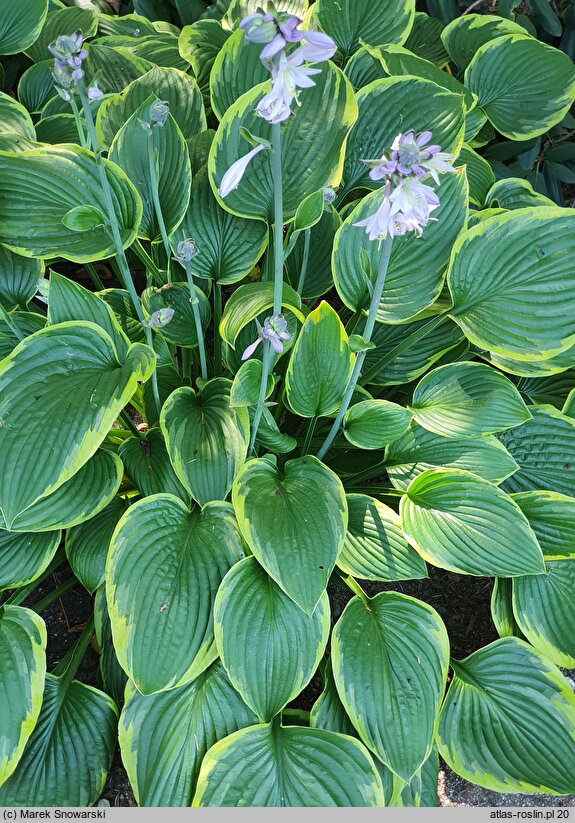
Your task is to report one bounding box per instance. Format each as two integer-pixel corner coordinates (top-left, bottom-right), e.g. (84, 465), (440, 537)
(1, 0), (575, 808)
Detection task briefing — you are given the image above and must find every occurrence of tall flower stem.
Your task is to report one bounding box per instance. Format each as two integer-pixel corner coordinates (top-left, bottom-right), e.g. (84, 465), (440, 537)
(300, 415), (317, 456)
(68, 94), (88, 149)
(75, 82), (161, 417)
(146, 133), (171, 283)
(296, 228), (311, 295)
(316, 234), (394, 461)
(213, 282), (222, 377)
(183, 260), (208, 381)
(249, 122), (283, 454)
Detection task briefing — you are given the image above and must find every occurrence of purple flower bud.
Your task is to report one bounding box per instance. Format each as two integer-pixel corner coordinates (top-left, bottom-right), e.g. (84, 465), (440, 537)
(150, 99), (169, 127)
(87, 81), (103, 100)
(242, 314), (291, 360)
(146, 307), (174, 328)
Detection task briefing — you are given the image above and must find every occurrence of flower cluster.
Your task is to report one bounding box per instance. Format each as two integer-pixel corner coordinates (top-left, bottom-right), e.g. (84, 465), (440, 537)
(241, 7), (336, 124)
(354, 130), (456, 242)
(48, 30), (102, 101)
(242, 313), (291, 360)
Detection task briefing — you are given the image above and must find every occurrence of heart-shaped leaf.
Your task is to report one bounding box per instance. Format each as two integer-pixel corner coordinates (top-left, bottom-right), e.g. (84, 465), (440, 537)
(0, 322), (155, 528)
(219, 282), (305, 351)
(314, 0), (414, 58)
(338, 494), (427, 581)
(385, 425), (519, 491)
(401, 469), (545, 576)
(0, 146), (143, 262)
(285, 301), (353, 418)
(0, 606), (46, 786)
(441, 13), (528, 71)
(0, 673), (117, 806)
(332, 592), (449, 780)
(343, 400), (412, 449)
(438, 638), (575, 794)
(411, 362), (531, 438)
(232, 455), (347, 614)
(214, 557), (330, 722)
(448, 208), (575, 361)
(119, 661), (257, 806)
(193, 723), (384, 806)
(161, 378), (249, 505)
(107, 494), (245, 694)
(0, 0), (48, 55)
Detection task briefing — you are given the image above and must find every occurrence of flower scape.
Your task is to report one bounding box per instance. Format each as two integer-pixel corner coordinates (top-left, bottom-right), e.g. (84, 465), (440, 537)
(0, 0), (575, 810)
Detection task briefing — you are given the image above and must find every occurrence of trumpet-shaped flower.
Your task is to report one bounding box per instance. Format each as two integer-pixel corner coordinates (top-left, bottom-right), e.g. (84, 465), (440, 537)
(363, 130), (456, 184)
(256, 48), (321, 122)
(242, 314), (291, 360)
(49, 30), (88, 84)
(219, 143), (267, 198)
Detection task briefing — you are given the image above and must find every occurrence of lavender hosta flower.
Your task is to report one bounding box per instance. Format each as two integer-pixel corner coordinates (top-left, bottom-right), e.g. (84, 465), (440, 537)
(297, 31), (337, 63)
(150, 99), (170, 127)
(49, 30), (88, 84)
(146, 307), (174, 329)
(323, 187), (336, 206)
(173, 238), (200, 263)
(364, 130), (456, 183)
(87, 81), (103, 100)
(219, 142), (267, 198)
(242, 314), (291, 360)
(353, 183), (411, 242)
(256, 46), (323, 123)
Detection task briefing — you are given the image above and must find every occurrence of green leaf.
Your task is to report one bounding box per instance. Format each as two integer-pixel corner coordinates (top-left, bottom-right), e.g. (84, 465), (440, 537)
(172, 165), (268, 285)
(178, 20), (231, 100)
(84, 43), (151, 95)
(455, 144), (495, 207)
(385, 425), (519, 491)
(48, 272), (130, 359)
(0, 92), (36, 140)
(0, 322), (154, 528)
(93, 586), (127, 707)
(310, 658), (358, 738)
(2, 449), (123, 533)
(486, 177), (555, 210)
(405, 12), (449, 66)
(214, 556), (330, 722)
(232, 455), (347, 615)
(109, 97), (191, 242)
(401, 469), (545, 576)
(209, 64), (357, 222)
(0, 606), (46, 786)
(107, 494), (245, 694)
(491, 577), (524, 639)
(513, 560), (575, 667)
(219, 282), (304, 350)
(362, 317), (465, 387)
(25, 6), (97, 62)
(500, 405), (575, 495)
(0, 0), (48, 55)
(0, 530), (60, 591)
(332, 592), (449, 780)
(118, 428), (188, 502)
(18, 61), (57, 113)
(338, 494), (427, 582)
(35, 113), (83, 145)
(344, 47), (388, 89)
(342, 77), (466, 194)
(448, 208), (575, 361)
(0, 312), (46, 360)
(438, 638), (575, 795)
(314, 0), (414, 57)
(252, 407), (297, 455)
(334, 170), (467, 322)
(293, 190), (326, 233)
(193, 723), (384, 807)
(120, 34), (190, 72)
(512, 491), (575, 559)
(0, 246), (43, 309)
(142, 282), (211, 348)
(441, 13), (528, 70)
(119, 661), (257, 806)
(411, 362), (531, 438)
(465, 35), (575, 139)
(0, 145), (142, 262)
(209, 29), (268, 121)
(96, 66), (205, 148)
(285, 301), (353, 418)
(0, 673), (118, 806)
(343, 400), (412, 449)
(161, 378), (249, 505)
(66, 496), (129, 593)
(61, 205), (107, 232)
(230, 359), (273, 408)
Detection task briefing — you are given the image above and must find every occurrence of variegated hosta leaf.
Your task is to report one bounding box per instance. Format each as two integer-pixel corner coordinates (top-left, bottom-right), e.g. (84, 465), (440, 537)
(0, 322), (155, 529)
(161, 378), (249, 505)
(401, 469), (545, 576)
(438, 638), (575, 795)
(0, 530), (60, 592)
(193, 723), (385, 807)
(214, 557), (330, 722)
(0, 0), (48, 55)
(119, 662), (257, 806)
(0, 606), (46, 787)
(118, 428), (189, 502)
(107, 494), (245, 694)
(232, 455), (347, 615)
(331, 592), (449, 781)
(314, 0), (414, 58)
(512, 491), (575, 559)
(66, 496), (129, 594)
(0, 673), (118, 806)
